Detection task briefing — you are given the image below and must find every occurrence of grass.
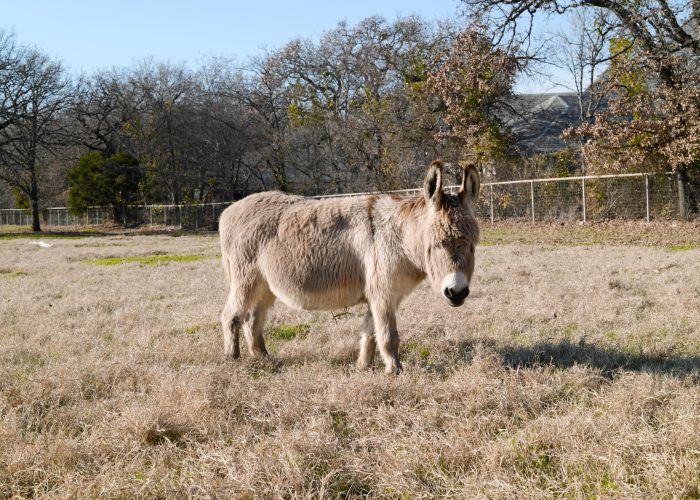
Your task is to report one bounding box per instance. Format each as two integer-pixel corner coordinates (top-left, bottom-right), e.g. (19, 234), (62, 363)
(82, 254), (210, 265)
(479, 219), (700, 247)
(269, 322), (311, 341)
(182, 323), (218, 335)
(0, 226), (217, 239)
(668, 243), (700, 251)
(1, 222), (700, 497)
(0, 231), (95, 240)
(0, 269), (27, 278)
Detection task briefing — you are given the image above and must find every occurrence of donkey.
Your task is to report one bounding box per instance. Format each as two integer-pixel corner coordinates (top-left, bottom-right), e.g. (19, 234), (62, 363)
(219, 160), (480, 373)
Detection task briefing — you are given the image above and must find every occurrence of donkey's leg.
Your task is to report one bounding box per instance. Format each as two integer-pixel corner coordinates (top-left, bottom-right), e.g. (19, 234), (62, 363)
(242, 288), (275, 358)
(221, 287), (250, 359)
(356, 310), (376, 370)
(370, 302), (402, 374)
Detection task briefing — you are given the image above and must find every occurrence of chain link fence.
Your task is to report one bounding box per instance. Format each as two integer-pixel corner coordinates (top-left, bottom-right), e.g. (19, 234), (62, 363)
(476, 172), (686, 223)
(0, 203), (230, 231)
(0, 172), (695, 231)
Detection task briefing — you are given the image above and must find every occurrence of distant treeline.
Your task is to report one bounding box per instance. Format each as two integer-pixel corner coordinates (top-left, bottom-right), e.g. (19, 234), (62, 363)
(1, 16), (521, 225)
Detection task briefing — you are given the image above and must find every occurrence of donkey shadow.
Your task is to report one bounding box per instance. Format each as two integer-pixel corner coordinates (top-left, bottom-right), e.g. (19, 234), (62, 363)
(465, 338), (700, 380)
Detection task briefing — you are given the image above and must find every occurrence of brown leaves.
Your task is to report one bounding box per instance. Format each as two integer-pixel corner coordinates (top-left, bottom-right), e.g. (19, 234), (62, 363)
(566, 53), (700, 173)
(426, 29), (517, 162)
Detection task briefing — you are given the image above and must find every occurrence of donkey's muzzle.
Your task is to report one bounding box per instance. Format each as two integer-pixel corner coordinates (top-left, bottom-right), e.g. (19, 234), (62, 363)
(444, 285), (469, 307)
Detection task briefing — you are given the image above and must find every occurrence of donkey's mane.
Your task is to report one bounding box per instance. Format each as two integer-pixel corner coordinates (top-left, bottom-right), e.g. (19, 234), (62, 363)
(395, 195), (426, 223)
(394, 192), (462, 223)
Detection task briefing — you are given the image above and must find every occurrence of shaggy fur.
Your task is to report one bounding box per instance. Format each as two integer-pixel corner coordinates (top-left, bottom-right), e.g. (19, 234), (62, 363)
(219, 161), (481, 373)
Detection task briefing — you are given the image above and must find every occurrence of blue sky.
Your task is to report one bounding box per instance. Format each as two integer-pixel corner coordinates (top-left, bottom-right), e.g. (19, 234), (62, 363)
(1, 0), (569, 92)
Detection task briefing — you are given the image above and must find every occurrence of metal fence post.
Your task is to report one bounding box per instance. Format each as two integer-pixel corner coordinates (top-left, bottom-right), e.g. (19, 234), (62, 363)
(678, 171), (687, 219)
(645, 174), (650, 222)
(581, 178), (587, 223)
(530, 180), (535, 223)
(489, 185), (494, 224)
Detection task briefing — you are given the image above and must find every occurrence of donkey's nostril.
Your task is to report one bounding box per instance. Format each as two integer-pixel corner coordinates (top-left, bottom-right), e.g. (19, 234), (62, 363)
(444, 286), (469, 305)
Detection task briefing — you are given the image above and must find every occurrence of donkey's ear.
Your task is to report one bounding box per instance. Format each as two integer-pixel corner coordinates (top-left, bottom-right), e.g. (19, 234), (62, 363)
(424, 160), (444, 209)
(458, 162), (480, 206)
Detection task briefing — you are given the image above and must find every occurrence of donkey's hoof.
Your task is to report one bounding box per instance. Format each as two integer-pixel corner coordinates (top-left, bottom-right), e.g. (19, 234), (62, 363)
(384, 362), (403, 375)
(356, 360), (375, 371)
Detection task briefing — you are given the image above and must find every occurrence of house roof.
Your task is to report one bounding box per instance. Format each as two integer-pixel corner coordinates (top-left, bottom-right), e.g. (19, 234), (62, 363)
(501, 92), (585, 154)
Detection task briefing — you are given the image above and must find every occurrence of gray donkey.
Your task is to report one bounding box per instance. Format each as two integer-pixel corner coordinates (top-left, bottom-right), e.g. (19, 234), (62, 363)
(219, 160), (480, 373)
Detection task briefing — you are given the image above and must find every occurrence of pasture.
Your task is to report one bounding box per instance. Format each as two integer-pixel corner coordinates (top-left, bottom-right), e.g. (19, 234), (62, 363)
(1, 222), (700, 498)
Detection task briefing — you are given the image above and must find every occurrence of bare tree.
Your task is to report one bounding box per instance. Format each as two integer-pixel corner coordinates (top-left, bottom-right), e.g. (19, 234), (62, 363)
(71, 69), (143, 156)
(553, 9), (613, 120)
(0, 48), (74, 231)
(119, 60), (197, 204)
(245, 16), (444, 194)
(191, 57), (256, 200)
(461, 0), (700, 64)
(0, 29), (28, 135)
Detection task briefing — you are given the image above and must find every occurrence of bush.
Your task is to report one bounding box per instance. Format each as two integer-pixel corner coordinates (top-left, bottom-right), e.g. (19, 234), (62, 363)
(66, 151), (144, 224)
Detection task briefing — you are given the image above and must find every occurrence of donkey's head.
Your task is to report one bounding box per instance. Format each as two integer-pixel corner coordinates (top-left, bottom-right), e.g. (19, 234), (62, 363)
(420, 160), (481, 307)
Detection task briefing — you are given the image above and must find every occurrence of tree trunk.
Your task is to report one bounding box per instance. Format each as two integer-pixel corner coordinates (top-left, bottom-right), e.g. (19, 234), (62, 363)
(30, 197), (41, 232)
(29, 174), (41, 232)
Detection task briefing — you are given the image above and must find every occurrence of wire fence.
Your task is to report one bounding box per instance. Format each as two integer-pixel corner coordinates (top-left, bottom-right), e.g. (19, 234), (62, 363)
(0, 172), (694, 231)
(475, 172), (686, 223)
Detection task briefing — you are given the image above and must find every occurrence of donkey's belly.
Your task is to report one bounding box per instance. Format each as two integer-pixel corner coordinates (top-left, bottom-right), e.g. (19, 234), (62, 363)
(269, 283), (366, 311)
(260, 250), (366, 311)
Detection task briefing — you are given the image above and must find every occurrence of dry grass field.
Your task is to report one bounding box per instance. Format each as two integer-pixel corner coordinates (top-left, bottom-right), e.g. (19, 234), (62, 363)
(1, 221), (700, 498)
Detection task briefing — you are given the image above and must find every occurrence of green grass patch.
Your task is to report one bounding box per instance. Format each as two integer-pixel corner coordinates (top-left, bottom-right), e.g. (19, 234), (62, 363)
(269, 323), (310, 341)
(182, 323), (218, 335)
(604, 330), (620, 342)
(0, 225), (30, 234)
(481, 227), (508, 239)
(82, 254), (210, 266)
(479, 227), (507, 246)
(0, 269), (27, 278)
(405, 341), (432, 361)
(668, 243), (700, 251)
